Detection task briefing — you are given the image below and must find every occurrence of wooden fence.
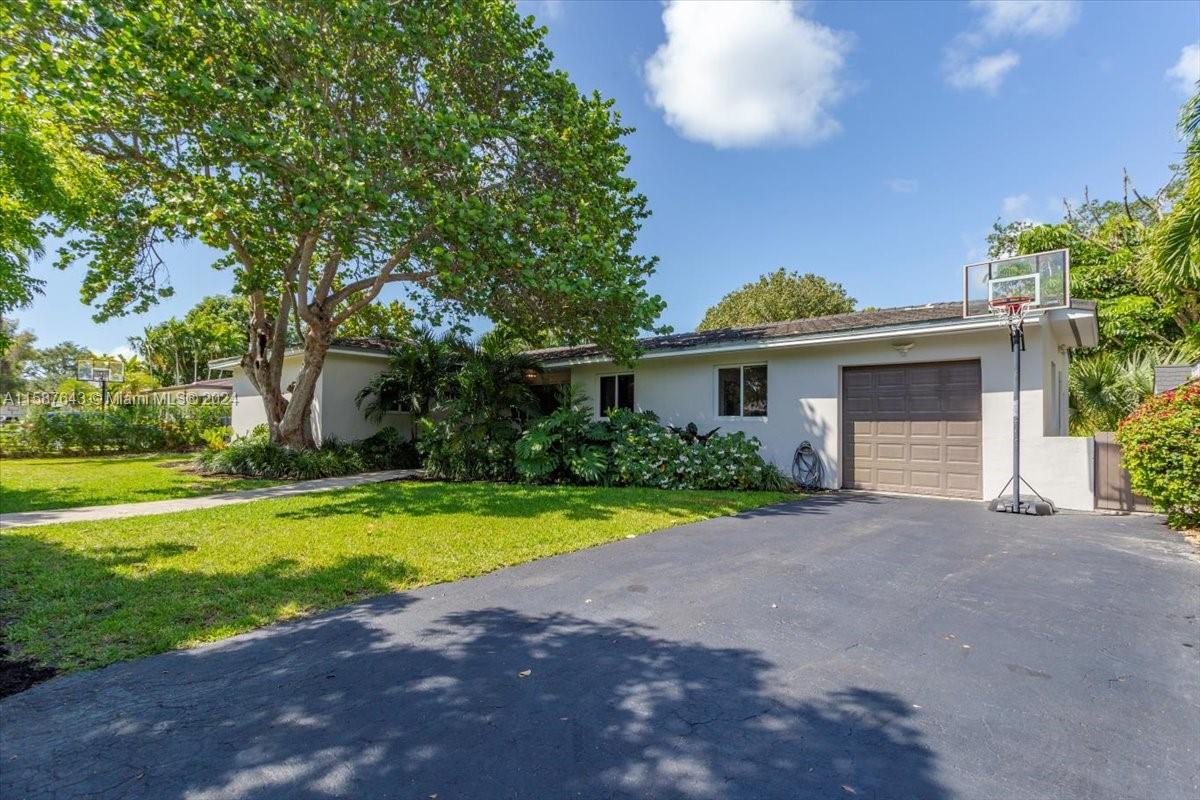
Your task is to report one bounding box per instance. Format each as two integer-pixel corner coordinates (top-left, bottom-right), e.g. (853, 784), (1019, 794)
(1093, 432), (1152, 513)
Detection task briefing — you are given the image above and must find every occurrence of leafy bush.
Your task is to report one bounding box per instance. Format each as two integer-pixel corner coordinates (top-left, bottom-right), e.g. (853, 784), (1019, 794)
(0, 403), (230, 456)
(419, 416), (521, 482)
(196, 424), (418, 480)
(515, 403), (789, 492)
(1117, 380), (1200, 529)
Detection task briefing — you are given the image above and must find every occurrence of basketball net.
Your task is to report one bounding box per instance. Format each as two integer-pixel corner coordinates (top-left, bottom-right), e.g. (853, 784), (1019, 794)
(987, 295), (1034, 333)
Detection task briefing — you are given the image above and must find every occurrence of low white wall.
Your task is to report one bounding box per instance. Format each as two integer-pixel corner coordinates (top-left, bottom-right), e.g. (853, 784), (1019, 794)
(570, 321), (1095, 510)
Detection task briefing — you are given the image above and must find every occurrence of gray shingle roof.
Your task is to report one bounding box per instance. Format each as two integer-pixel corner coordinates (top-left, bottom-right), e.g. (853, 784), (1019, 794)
(528, 300), (1096, 363)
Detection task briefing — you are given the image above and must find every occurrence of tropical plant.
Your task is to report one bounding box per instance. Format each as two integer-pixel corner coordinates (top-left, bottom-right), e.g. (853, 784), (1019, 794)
(1069, 342), (1200, 435)
(698, 270), (855, 331)
(1149, 87), (1200, 320)
(6, 0), (666, 447)
(1117, 380), (1200, 529)
(514, 401), (789, 492)
(355, 328), (469, 432)
(131, 295), (249, 386)
(417, 331), (542, 482)
(196, 424), (418, 480)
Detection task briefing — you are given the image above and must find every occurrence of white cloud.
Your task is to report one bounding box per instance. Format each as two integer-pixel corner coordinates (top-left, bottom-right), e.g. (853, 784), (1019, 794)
(945, 50), (1020, 93)
(971, 0), (1080, 38)
(887, 178), (919, 194)
(520, 0), (566, 21)
(944, 1), (1079, 93)
(107, 345), (137, 360)
(644, 1), (852, 148)
(1166, 43), (1200, 94)
(1002, 194), (1031, 218)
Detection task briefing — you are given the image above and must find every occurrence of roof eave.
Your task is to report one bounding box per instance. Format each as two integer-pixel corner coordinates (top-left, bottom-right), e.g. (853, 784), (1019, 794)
(207, 345), (392, 371)
(536, 313), (1057, 368)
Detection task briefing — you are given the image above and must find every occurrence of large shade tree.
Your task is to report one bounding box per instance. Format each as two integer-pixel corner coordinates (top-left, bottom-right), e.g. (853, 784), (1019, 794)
(5, 0), (665, 447)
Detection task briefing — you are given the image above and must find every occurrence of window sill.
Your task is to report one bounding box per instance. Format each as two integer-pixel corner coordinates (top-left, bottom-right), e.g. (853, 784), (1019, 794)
(715, 415), (769, 423)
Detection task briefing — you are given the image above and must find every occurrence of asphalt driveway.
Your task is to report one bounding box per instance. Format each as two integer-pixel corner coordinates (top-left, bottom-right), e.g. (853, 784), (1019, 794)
(2, 494), (1197, 799)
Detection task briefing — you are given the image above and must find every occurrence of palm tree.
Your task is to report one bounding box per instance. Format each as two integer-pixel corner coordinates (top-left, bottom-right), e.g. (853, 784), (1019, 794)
(355, 327), (469, 432)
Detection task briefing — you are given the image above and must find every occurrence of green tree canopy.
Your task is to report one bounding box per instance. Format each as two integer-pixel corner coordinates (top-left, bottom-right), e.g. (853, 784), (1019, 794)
(131, 295), (249, 385)
(698, 269), (856, 331)
(6, 0), (665, 446)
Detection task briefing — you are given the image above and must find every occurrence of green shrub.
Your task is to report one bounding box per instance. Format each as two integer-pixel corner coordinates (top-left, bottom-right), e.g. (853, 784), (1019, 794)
(514, 405), (789, 492)
(419, 416), (521, 482)
(195, 425), (418, 480)
(1117, 380), (1200, 529)
(0, 403), (231, 456)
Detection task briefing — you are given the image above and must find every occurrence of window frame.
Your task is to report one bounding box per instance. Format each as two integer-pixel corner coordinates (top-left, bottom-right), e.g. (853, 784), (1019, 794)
(714, 363), (769, 420)
(598, 372), (635, 417)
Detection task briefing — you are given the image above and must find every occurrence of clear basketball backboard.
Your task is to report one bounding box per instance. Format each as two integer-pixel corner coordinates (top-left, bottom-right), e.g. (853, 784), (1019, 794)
(76, 359), (125, 383)
(962, 248), (1070, 318)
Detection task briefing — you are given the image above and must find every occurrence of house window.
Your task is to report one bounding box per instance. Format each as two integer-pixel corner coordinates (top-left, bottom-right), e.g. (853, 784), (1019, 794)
(717, 365), (767, 418)
(599, 373), (634, 416)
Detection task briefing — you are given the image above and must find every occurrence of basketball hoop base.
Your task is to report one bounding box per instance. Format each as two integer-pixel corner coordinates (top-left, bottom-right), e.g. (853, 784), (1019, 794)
(988, 494), (1056, 516)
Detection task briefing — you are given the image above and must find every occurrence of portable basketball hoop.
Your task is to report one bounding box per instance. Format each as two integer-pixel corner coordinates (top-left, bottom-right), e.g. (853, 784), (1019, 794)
(984, 292), (1055, 516)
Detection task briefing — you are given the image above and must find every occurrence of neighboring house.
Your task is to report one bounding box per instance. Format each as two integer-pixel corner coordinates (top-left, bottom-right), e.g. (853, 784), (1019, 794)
(1153, 363), (1200, 395)
(531, 300), (1100, 511)
(213, 302), (1102, 511)
(141, 378), (233, 403)
(208, 337), (412, 443)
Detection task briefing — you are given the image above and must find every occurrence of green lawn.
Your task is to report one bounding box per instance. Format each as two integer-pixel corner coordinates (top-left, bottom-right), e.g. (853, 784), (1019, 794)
(0, 454), (275, 513)
(0, 481), (791, 672)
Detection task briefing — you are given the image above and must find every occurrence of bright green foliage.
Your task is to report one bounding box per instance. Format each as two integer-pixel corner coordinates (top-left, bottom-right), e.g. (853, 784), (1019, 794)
(1117, 381), (1200, 529)
(416, 331), (542, 480)
(514, 390), (612, 482)
(338, 300), (414, 342)
(1150, 89), (1200, 307)
(0, 453), (272, 513)
(698, 269), (855, 331)
(196, 425), (418, 480)
(0, 316), (36, 393)
(356, 327), (469, 424)
(5, 0), (665, 445)
(1067, 349), (1154, 434)
(131, 295), (249, 385)
(515, 400), (790, 492)
(0, 481), (787, 671)
(0, 402), (230, 456)
(0, 92), (110, 347)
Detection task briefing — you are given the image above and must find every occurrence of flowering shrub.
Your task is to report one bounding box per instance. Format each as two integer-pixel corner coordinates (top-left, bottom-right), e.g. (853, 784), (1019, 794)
(1116, 380), (1200, 529)
(515, 407), (788, 492)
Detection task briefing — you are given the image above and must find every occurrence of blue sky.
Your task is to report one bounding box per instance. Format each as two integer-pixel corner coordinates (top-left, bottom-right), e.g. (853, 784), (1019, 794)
(17, 0), (1200, 354)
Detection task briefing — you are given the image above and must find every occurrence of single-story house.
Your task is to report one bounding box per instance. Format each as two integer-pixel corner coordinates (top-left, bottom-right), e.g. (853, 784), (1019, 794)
(213, 301), (1101, 510)
(209, 337), (413, 443)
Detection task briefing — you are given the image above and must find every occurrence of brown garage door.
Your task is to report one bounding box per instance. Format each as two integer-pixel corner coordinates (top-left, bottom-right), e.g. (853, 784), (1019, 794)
(842, 360), (982, 499)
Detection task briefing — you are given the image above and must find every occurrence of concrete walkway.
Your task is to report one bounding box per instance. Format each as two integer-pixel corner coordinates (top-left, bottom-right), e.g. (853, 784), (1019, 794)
(0, 469), (422, 528)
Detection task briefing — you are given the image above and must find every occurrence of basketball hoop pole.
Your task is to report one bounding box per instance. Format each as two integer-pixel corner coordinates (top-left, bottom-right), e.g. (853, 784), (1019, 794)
(986, 298), (1055, 516)
(1009, 317), (1022, 514)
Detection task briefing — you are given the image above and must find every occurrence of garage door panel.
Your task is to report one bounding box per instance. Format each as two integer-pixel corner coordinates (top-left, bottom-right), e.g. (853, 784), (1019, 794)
(843, 360), (981, 499)
(910, 444), (942, 462)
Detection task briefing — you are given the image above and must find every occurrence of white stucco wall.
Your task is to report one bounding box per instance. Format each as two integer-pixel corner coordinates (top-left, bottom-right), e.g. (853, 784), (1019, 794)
(568, 316), (1095, 510)
(228, 350), (409, 443)
(318, 353), (413, 442)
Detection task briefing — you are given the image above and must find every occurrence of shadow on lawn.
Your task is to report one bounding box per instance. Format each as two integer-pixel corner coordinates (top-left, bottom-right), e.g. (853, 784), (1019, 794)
(0, 535), (418, 679)
(2, 601), (950, 799)
(272, 480), (799, 524)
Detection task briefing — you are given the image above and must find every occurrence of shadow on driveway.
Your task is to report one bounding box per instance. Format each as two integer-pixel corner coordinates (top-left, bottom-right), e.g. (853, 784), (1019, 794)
(2, 599), (947, 799)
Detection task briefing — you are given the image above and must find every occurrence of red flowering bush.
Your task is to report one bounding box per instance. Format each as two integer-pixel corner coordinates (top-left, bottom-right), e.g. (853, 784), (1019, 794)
(1117, 380), (1200, 529)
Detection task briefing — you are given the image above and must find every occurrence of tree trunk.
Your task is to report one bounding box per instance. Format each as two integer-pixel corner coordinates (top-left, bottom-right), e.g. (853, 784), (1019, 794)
(242, 316), (332, 450)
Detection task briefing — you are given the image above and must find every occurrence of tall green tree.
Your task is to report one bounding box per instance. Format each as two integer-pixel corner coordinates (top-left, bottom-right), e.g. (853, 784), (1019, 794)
(338, 300), (414, 343)
(1150, 87), (1200, 312)
(131, 295), (249, 385)
(0, 91), (109, 349)
(6, 0), (665, 447)
(0, 316), (36, 394)
(698, 269), (856, 331)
